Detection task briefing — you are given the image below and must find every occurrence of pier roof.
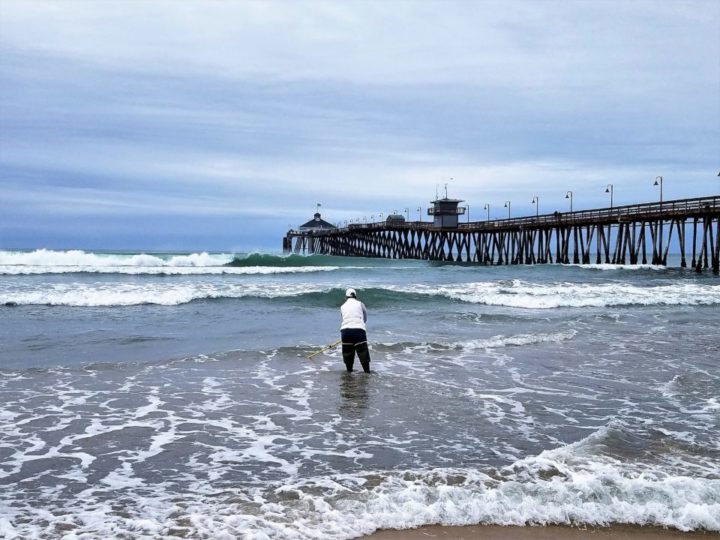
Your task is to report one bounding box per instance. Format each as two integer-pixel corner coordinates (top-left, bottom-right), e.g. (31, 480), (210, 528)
(299, 212), (336, 231)
(430, 197), (464, 203)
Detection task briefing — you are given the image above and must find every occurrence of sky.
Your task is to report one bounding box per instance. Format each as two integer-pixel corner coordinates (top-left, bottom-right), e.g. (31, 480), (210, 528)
(1, 0), (718, 251)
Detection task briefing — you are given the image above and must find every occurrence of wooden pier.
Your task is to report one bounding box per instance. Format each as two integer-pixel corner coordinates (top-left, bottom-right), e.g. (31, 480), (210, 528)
(283, 196), (720, 273)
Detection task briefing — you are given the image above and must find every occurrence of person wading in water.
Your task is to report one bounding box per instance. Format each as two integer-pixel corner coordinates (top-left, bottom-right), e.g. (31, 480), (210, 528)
(340, 288), (371, 373)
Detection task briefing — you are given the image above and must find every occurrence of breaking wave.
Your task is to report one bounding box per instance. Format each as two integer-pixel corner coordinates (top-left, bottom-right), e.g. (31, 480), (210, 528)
(0, 249), (233, 267)
(2, 424), (717, 539)
(3, 280), (720, 308)
(376, 330), (578, 353)
(404, 280), (720, 309)
(0, 250), (351, 275)
(225, 253), (364, 268)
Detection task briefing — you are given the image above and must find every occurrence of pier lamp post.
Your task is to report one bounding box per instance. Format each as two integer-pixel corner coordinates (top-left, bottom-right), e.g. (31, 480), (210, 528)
(654, 176), (664, 264)
(484, 203), (490, 222)
(654, 176), (663, 205)
(466, 204), (470, 223)
(504, 201), (511, 219)
(417, 206), (422, 222)
(532, 196), (539, 217)
(565, 191), (573, 213)
(379, 213), (383, 222)
(370, 214), (374, 223)
(605, 184), (614, 209)
(344, 220), (348, 227)
(405, 208), (409, 221)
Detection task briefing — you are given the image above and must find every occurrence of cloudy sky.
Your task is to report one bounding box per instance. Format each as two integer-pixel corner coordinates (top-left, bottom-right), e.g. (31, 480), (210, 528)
(1, 0), (718, 251)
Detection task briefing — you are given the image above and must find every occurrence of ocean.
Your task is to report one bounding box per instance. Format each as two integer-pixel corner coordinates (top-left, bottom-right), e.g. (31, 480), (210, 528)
(1, 249), (718, 539)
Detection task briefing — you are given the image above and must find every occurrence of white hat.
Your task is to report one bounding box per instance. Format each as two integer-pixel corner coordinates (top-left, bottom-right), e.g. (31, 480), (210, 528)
(345, 288), (356, 298)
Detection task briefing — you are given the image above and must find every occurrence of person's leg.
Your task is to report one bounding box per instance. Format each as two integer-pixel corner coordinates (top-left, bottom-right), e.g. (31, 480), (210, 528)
(355, 342), (371, 373)
(340, 329), (356, 372)
(342, 343), (355, 372)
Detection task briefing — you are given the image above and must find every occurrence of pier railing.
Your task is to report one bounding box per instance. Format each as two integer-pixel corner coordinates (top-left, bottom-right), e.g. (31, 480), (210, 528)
(316, 196), (719, 234)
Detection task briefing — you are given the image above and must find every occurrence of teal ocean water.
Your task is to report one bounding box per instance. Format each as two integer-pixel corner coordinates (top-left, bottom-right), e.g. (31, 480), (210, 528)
(1, 249), (719, 538)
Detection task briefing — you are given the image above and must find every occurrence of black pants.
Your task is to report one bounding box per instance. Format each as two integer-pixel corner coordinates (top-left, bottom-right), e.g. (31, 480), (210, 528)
(340, 328), (371, 373)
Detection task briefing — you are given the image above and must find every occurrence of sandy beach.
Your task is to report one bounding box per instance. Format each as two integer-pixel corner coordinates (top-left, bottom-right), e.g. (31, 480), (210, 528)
(364, 524), (709, 540)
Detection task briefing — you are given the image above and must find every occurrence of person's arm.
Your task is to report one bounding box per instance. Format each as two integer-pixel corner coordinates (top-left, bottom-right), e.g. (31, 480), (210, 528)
(362, 303), (368, 322)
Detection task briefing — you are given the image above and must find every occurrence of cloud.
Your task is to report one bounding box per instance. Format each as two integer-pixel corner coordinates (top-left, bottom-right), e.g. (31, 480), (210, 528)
(1, 0), (717, 86)
(1, 0), (718, 249)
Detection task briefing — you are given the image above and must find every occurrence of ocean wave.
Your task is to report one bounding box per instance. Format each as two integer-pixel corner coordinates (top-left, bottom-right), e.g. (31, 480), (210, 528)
(0, 264), (340, 276)
(0, 282), (335, 307)
(3, 279), (720, 308)
(225, 253), (363, 268)
(0, 283), (436, 308)
(400, 280), (720, 309)
(0, 249), (234, 267)
(0, 250), (372, 275)
(376, 330), (578, 353)
(275, 421), (719, 536)
(279, 281), (720, 310)
(3, 454), (717, 539)
(340, 472), (719, 536)
(569, 263), (669, 271)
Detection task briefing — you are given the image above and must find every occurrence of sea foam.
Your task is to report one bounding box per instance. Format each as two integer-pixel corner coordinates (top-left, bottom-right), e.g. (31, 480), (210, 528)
(4, 461), (716, 539)
(400, 280), (720, 309)
(0, 249), (232, 267)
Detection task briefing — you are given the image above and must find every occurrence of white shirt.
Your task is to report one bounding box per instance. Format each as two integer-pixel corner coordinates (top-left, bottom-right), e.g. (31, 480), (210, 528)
(340, 297), (368, 330)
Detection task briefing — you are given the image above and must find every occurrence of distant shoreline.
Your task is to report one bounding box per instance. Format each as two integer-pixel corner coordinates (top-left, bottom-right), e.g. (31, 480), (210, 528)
(364, 524), (709, 539)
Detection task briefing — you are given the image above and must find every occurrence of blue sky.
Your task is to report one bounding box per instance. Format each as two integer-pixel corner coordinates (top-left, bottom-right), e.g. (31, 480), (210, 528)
(1, 0), (718, 251)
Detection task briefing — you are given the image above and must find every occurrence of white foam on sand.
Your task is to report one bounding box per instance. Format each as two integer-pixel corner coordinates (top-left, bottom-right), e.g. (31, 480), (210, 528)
(33, 451), (712, 540)
(3, 418), (719, 539)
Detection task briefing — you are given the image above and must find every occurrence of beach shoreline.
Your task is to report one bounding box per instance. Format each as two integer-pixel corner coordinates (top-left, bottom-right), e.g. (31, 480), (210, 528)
(363, 524), (710, 539)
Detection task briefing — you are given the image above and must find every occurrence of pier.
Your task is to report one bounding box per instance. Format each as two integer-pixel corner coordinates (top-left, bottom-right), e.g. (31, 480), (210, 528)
(283, 196), (720, 273)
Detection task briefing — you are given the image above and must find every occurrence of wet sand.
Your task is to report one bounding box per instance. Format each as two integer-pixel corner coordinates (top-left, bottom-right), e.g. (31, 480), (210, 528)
(364, 524), (710, 539)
